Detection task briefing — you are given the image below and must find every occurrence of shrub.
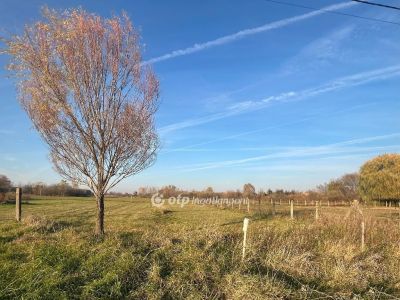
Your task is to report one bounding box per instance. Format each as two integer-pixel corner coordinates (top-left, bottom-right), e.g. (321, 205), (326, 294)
(359, 154), (400, 202)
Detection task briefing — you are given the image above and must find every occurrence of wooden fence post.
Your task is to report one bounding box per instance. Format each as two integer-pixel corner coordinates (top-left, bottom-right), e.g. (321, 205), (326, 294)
(290, 200), (294, 219)
(242, 218), (250, 261)
(272, 199), (276, 216)
(16, 187), (22, 222)
(247, 198), (250, 213)
(315, 201), (319, 220)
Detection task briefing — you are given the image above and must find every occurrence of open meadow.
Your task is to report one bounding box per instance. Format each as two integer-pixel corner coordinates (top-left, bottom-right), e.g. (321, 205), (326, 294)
(1, 196), (400, 299)
(1, 1), (400, 299)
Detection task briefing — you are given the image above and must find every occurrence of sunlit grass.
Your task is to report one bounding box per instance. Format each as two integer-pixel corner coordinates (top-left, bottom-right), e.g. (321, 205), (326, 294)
(0, 197), (399, 299)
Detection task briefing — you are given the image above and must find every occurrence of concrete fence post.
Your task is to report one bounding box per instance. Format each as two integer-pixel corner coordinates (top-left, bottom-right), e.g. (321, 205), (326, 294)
(290, 200), (294, 220)
(315, 201), (319, 220)
(16, 187), (22, 222)
(242, 218), (250, 261)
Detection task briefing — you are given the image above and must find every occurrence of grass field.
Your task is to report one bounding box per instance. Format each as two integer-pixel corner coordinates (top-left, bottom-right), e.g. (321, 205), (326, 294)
(1, 196), (400, 299)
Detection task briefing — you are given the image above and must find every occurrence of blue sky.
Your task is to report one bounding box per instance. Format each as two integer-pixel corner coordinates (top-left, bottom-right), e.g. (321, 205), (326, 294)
(0, 0), (399, 192)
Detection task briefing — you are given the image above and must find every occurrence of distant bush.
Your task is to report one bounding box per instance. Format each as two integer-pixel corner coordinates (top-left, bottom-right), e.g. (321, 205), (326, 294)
(359, 153), (400, 202)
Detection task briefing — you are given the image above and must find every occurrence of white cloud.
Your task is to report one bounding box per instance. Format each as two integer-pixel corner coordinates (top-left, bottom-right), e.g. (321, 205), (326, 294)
(281, 25), (356, 75)
(159, 64), (400, 134)
(177, 134), (400, 172)
(144, 1), (358, 65)
(0, 129), (15, 135)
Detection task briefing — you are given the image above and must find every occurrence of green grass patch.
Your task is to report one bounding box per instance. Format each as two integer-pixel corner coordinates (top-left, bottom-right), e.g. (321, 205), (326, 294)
(0, 197), (399, 299)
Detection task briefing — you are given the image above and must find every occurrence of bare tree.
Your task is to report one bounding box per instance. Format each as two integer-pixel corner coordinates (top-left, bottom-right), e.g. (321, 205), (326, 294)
(340, 173), (359, 200)
(33, 182), (46, 196)
(203, 187), (214, 198)
(243, 183), (255, 199)
(2, 8), (159, 235)
(159, 185), (179, 198)
(0, 175), (12, 191)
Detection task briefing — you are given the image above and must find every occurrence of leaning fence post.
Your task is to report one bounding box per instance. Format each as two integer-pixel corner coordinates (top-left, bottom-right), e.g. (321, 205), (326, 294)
(361, 220), (365, 251)
(290, 200), (294, 219)
(272, 199), (276, 216)
(242, 218), (250, 261)
(16, 187), (22, 222)
(315, 201), (319, 220)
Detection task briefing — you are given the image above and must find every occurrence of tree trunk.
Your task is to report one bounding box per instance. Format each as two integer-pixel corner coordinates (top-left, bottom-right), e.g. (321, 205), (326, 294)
(96, 193), (105, 235)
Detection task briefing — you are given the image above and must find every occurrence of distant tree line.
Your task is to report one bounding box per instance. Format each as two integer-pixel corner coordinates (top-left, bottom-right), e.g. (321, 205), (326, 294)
(1, 154), (399, 203)
(135, 183), (308, 202)
(22, 180), (92, 197)
(0, 175), (92, 199)
(135, 153), (400, 205)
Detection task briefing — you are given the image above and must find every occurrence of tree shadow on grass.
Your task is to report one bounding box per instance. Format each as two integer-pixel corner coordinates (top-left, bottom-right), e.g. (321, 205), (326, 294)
(0, 235), (18, 243)
(244, 261), (330, 298)
(220, 220), (243, 226)
(0, 201), (37, 205)
(24, 216), (87, 234)
(244, 258), (395, 299)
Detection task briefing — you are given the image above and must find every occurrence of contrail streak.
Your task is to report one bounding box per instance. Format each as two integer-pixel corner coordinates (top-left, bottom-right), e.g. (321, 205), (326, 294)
(159, 64), (400, 134)
(180, 134), (400, 172)
(144, 1), (357, 65)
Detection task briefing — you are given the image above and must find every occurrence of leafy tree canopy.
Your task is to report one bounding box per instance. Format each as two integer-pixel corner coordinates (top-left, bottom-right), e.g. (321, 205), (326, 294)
(359, 154), (400, 201)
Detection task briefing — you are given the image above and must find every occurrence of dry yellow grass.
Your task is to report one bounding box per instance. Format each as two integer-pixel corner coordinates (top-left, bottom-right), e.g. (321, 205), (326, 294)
(0, 196), (399, 299)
